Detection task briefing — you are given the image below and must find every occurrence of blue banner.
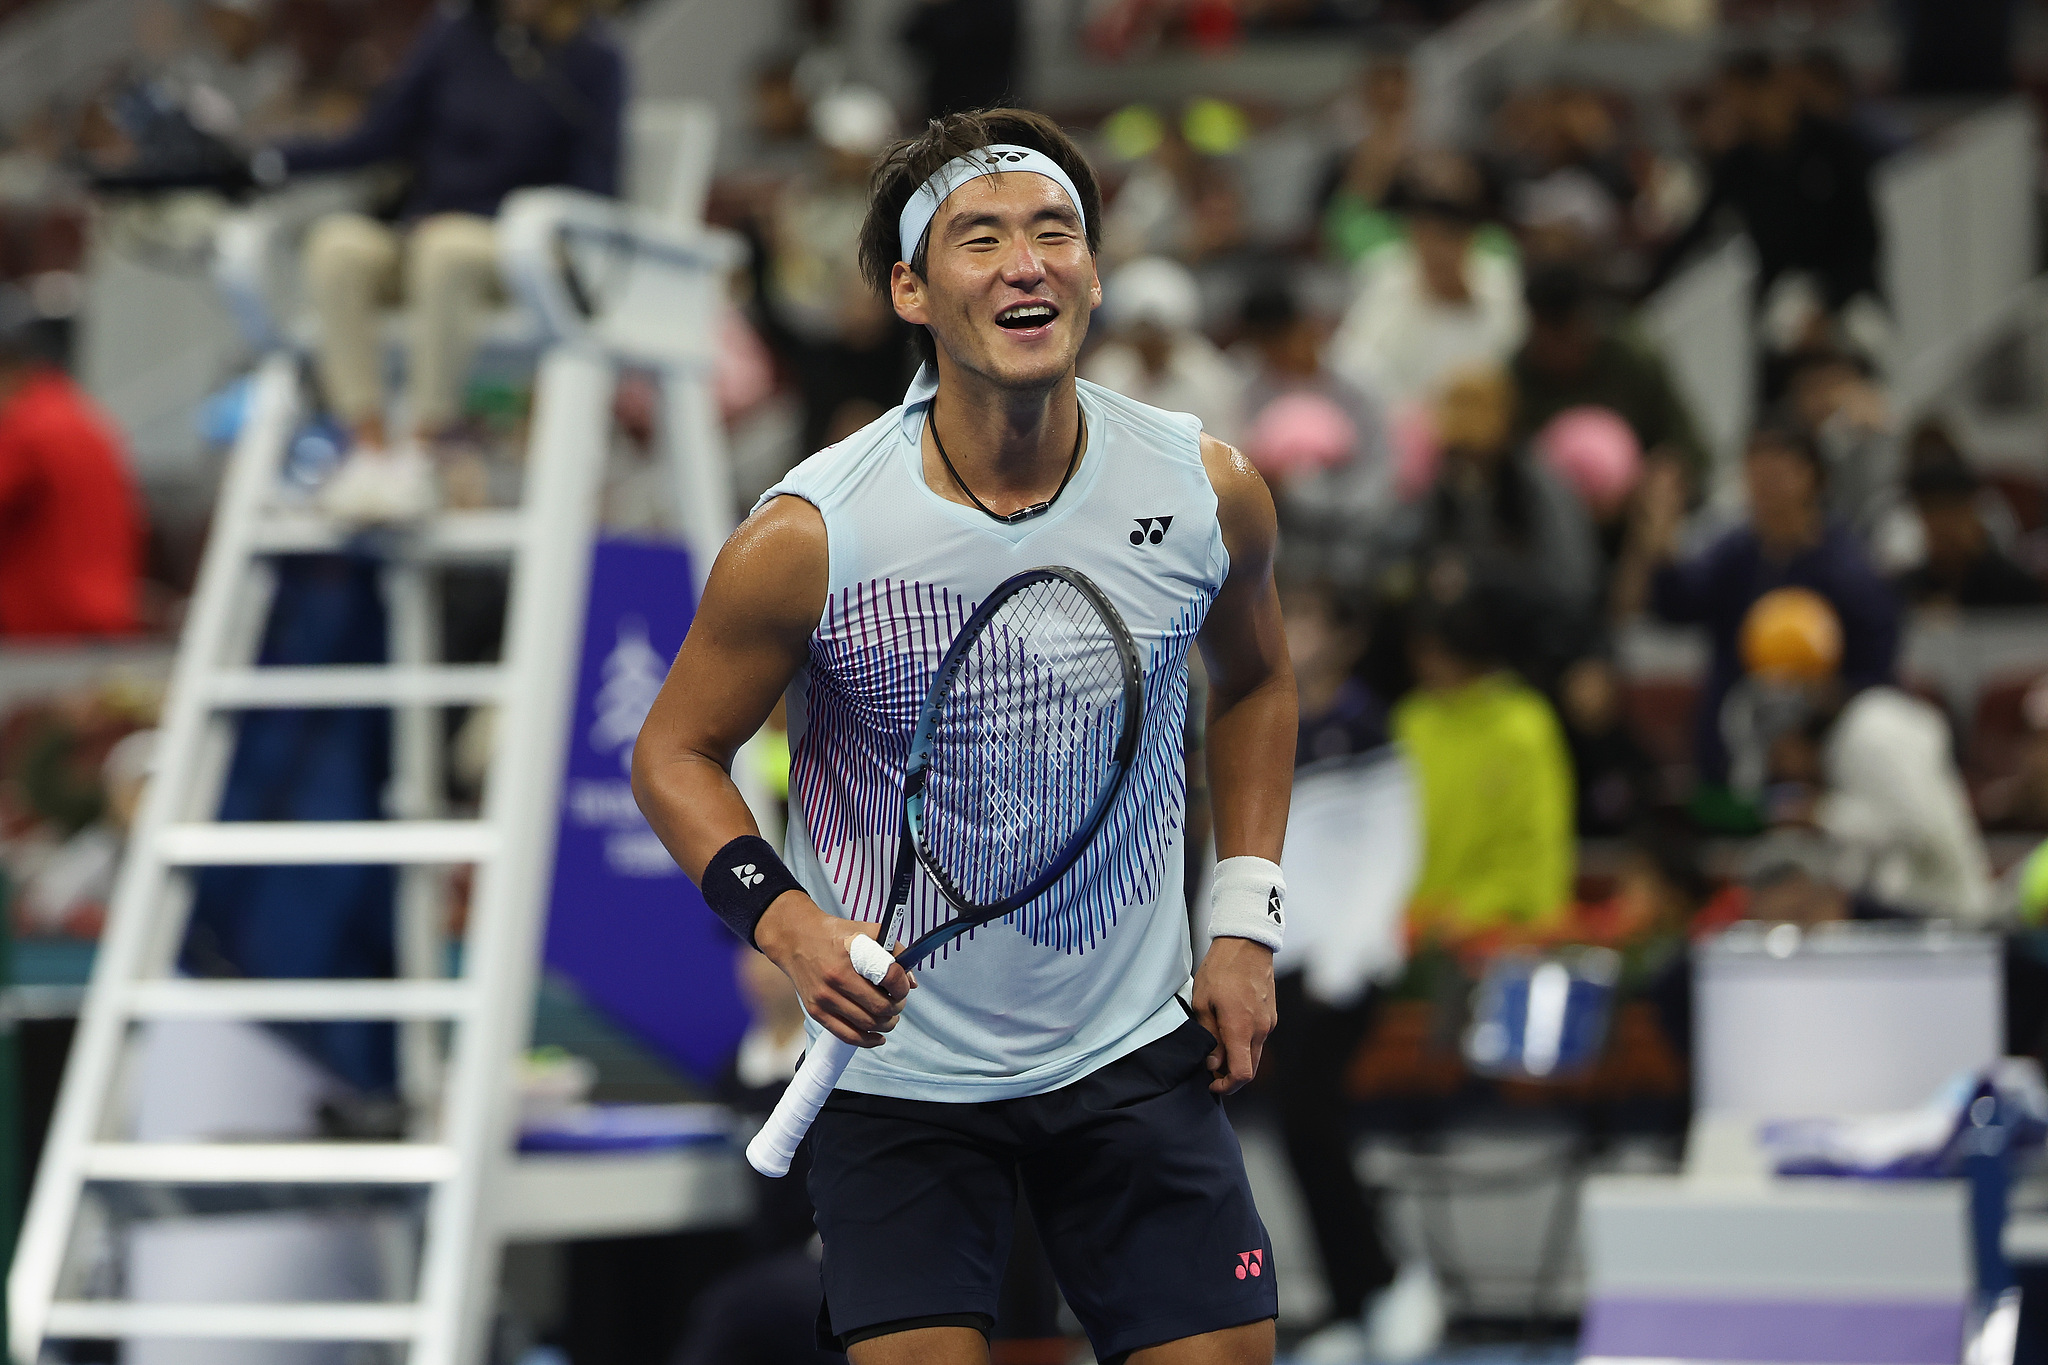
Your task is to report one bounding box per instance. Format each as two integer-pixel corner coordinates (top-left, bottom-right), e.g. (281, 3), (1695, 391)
(543, 536), (748, 1085)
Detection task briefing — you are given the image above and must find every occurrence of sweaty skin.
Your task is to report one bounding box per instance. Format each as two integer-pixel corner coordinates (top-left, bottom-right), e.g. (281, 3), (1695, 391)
(630, 166), (1294, 1365)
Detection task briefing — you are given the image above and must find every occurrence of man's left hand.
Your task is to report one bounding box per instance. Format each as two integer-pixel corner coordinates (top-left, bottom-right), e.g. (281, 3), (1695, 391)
(1191, 935), (1277, 1094)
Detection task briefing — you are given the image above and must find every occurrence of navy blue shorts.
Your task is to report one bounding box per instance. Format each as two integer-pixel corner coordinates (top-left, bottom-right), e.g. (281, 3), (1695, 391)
(807, 1019), (1277, 1362)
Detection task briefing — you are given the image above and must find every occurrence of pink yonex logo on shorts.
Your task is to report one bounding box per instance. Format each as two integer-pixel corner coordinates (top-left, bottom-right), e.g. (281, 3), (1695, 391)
(1234, 1250), (1263, 1280)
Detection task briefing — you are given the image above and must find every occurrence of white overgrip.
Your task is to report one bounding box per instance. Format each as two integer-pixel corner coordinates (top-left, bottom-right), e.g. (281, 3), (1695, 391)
(744, 934), (896, 1177)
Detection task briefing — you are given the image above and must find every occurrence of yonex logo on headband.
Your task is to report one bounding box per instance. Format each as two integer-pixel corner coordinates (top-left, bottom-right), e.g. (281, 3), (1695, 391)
(897, 143), (1090, 268)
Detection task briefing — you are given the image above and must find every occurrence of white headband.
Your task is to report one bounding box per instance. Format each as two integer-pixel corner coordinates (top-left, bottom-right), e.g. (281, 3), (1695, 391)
(897, 144), (1088, 268)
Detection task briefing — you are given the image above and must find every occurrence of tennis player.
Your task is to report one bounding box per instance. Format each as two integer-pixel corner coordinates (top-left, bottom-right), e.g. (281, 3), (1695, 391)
(633, 108), (1296, 1365)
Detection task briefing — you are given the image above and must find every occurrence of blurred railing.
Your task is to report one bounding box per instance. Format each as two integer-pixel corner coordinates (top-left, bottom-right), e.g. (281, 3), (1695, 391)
(1640, 235), (1758, 504)
(1411, 0), (1566, 146)
(1883, 100), (2042, 417)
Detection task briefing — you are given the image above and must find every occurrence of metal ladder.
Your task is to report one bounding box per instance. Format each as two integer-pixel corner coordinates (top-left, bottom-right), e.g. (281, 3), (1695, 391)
(5, 175), (748, 1359)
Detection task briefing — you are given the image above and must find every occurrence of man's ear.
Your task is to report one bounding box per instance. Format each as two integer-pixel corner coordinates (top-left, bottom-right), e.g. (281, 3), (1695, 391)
(891, 261), (928, 328)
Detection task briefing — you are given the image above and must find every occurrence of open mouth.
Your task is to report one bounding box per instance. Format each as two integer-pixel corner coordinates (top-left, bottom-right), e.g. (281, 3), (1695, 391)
(995, 302), (1060, 330)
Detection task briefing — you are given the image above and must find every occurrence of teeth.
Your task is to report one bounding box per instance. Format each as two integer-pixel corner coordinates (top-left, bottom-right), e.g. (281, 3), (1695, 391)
(1002, 306), (1054, 322)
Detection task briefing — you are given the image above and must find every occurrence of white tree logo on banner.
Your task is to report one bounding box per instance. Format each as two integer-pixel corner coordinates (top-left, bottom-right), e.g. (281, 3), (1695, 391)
(588, 615), (667, 774)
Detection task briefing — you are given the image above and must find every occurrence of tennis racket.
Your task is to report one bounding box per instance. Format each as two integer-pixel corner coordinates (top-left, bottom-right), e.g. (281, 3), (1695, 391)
(746, 566), (1145, 1176)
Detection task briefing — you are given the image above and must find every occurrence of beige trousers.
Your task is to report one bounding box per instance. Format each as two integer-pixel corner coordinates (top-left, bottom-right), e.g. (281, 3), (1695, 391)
(303, 211), (505, 434)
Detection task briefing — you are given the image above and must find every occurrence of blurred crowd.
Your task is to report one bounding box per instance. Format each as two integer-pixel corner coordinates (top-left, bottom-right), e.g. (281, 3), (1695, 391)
(714, 22), (2048, 936)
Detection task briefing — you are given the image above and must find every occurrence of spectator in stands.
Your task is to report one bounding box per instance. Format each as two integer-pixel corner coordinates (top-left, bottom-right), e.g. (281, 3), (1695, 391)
(1899, 463), (2044, 608)
(0, 287), (141, 638)
(1782, 346), (1905, 553)
(754, 86), (908, 456)
(1741, 592), (1994, 923)
(1266, 577), (1423, 1365)
(1330, 156), (1527, 407)
(1396, 567), (1576, 941)
(1082, 256), (1243, 443)
(1317, 52), (1415, 266)
(1624, 424), (1899, 788)
(1409, 365), (1600, 680)
(1650, 52), (1881, 325)
(1494, 87), (1636, 274)
(1512, 264), (1707, 494)
(1791, 47), (1910, 161)
(1558, 655), (1659, 836)
(1236, 280), (1395, 588)
(268, 0), (625, 522)
(1285, 576), (1388, 764)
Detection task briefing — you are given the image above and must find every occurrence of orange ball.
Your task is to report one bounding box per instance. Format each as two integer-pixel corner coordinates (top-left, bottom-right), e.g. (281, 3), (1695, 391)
(1740, 587), (1843, 681)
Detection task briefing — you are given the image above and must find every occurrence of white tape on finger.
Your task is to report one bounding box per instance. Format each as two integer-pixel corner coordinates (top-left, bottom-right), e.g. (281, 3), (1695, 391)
(848, 933), (894, 985)
(744, 935), (898, 1177)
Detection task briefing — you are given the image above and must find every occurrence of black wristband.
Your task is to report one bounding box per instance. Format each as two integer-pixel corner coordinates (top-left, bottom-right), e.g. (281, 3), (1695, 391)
(702, 835), (805, 947)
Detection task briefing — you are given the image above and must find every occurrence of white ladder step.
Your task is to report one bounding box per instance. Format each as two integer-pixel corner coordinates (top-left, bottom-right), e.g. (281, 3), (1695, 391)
(125, 979), (476, 1020)
(156, 821), (499, 865)
(44, 1301), (422, 1341)
(82, 1143), (457, 1183)
(208, 664), (508, 708)
(250, 509), (523, 559)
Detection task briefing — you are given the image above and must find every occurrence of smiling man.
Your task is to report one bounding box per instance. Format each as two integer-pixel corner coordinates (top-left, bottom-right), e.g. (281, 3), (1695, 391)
(632, 109), (1295, 1365)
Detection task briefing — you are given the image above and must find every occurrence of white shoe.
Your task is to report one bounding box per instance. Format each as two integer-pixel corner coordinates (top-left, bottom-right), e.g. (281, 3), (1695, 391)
(319, 442), (438, 525)
(1296, 1317), (1369, 1364)
(1364, 1261), (1446, 1363)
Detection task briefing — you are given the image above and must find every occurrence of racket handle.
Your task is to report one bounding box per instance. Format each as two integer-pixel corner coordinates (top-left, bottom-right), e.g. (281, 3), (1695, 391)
(746, 935), (896, 1177)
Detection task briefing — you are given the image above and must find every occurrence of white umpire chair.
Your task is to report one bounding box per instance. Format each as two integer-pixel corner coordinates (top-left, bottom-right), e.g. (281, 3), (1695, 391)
(10, 101), (752, 1365)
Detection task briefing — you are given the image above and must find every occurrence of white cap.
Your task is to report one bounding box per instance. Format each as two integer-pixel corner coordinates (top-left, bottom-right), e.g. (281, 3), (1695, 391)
(1101, 256), (1201, 333)
(811, 86), (897, 157)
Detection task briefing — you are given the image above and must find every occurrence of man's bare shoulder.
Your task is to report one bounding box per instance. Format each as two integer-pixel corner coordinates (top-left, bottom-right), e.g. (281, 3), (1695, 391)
(702, 494), (828, 635)
(1198, 432), (1277, 562)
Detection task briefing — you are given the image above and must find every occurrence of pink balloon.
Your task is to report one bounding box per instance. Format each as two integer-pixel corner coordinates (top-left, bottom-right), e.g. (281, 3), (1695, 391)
(1390, 401), (1440, 503)
(1537, 405), (1642, 515)
(1246, 391), (1358, 480)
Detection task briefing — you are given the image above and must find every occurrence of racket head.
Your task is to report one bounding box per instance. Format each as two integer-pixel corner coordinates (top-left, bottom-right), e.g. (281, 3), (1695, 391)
(898, 566), (1143, 952)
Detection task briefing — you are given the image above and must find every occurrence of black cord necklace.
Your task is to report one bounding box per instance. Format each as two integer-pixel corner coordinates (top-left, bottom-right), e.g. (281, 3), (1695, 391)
(928, 405), (1085, 525)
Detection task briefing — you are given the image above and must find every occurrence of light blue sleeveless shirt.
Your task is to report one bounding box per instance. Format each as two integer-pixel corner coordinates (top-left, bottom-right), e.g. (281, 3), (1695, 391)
(754, 366), (1228, 1102)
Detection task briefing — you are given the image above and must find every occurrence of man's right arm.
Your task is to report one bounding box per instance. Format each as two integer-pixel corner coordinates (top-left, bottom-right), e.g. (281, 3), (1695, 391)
(631, 495), (912, 1046)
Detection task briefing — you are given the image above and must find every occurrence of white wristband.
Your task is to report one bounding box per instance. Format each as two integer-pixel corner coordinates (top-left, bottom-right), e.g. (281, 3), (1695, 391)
(1208, 855), (1284, 951)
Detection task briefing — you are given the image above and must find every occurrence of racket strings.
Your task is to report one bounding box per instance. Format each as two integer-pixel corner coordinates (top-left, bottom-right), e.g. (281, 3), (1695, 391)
(917, 579), (1132, 911)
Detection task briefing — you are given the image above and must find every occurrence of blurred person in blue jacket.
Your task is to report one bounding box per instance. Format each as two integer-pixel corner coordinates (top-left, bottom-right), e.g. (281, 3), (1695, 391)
(1617, 423), (1899, 808)
(259, 0), (623, 522)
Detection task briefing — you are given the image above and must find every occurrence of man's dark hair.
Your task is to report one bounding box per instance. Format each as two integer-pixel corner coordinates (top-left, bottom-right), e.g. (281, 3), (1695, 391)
(858, 108), (1103, 367)
(1747, 419), (1825, 482)
(1524, 263), (1590, 327)
(1722, 49), (1777, 86)
(1908, 460), (1979, 504)
(1783, 343), (1873, 386)
(1238, 279), (1301, 339)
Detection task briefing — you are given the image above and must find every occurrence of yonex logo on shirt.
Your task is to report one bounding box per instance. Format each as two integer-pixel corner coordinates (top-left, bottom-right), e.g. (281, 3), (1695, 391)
(734, 864), (765, 888)
(1234, 1249), (1263, 1279)
(1130, 515), (1173, 546)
